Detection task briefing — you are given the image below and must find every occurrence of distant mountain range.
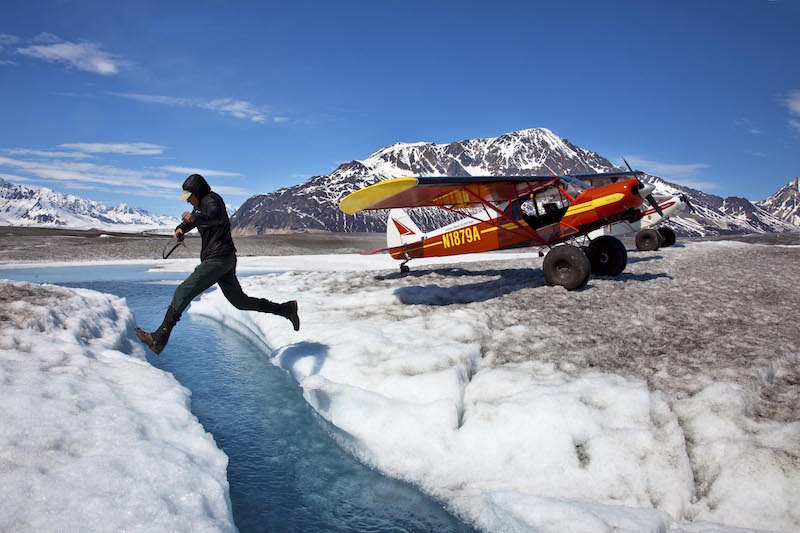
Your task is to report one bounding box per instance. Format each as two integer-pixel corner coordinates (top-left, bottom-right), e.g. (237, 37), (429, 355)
(756, 177), (800, 226)
(0, 178), (177, 231)
(232, 128), (799, 237)
(3, 129), (798, 238)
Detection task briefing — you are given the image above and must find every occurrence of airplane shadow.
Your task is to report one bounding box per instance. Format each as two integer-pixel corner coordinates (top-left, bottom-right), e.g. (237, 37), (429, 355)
(388, 265), (672, 306)
(390, 267), (553, 306)
(273, 341), (329, 377)
(626, 254), (664, 265)
(592, 271), (673, 283)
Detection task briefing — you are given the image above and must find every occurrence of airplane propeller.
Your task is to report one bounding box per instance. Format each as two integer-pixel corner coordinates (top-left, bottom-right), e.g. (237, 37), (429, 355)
(681, 194), (697, 213)
(622, 157), (664, 218)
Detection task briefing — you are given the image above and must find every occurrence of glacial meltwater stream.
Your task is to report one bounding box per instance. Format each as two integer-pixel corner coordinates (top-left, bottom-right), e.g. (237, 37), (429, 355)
(1, 264), (475, 532)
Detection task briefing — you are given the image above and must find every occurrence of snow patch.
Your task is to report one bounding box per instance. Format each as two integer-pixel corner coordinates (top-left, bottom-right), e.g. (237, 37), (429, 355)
(0, 280), (235, 531)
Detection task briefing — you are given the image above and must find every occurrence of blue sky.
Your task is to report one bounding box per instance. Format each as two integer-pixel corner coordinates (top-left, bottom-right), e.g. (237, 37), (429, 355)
(1, 0), (799, 215)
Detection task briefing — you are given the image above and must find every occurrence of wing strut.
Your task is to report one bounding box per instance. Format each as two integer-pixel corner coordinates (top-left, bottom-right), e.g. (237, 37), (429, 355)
(459, 184), (548, 242)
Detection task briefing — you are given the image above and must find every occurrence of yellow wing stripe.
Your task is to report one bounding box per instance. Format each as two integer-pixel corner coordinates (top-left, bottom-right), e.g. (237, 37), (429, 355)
(339, 177), (418, 215)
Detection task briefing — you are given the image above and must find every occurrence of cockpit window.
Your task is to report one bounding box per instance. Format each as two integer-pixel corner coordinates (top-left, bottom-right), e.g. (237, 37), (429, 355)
(559, 176), (590, 198)
(521, 185), (570, 218)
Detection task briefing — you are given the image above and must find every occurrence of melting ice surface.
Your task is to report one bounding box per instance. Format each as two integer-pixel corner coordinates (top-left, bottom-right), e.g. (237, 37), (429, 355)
(0, 264), (474, 532)
(3, 241), (800, 532)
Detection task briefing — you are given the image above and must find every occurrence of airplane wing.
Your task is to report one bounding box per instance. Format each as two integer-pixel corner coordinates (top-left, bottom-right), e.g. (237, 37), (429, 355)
(339, 175), (558, 215)
(571, 171), (644, 188)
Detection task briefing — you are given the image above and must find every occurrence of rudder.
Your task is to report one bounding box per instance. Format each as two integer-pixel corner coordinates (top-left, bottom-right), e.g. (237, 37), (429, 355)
(387, 208), (423, 248)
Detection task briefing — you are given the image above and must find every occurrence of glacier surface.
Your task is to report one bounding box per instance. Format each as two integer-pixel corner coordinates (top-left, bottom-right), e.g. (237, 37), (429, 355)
(182, 241), (800, 532)
(0, 280), (235, 532)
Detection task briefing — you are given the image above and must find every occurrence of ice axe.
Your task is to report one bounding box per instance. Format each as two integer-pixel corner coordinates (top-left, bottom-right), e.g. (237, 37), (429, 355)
(162, 231), (185, 259)
(623, 157), (664, 218)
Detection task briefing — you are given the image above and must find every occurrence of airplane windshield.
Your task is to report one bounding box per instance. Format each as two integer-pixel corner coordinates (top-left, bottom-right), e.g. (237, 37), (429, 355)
(559, 176), (591, 198)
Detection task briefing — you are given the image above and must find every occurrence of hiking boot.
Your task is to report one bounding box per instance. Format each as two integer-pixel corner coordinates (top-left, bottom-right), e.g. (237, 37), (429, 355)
(283, 300), (300, 331)
(135, 306), (180, 355)
(258, 299), (300, 331)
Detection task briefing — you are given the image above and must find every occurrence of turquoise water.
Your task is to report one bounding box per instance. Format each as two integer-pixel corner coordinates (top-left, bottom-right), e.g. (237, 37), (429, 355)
(1, 264), (475, 533)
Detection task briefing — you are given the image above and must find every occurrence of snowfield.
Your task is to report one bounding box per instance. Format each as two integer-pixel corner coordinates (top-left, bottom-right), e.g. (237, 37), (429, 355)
(180, 241), (800, 532)
(0, 281), (235, 532)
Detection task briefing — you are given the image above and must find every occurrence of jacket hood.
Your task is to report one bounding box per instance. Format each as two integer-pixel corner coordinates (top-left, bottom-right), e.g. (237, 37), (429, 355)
(182, 174), (212, 200)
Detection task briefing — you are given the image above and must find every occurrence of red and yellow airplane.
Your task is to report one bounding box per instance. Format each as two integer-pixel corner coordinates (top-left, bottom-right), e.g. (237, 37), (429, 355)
(339, 171), (660, 290)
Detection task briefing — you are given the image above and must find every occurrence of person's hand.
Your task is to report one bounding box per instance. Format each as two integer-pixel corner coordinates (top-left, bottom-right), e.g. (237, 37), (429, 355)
(174, 228), (184, 241)
(181, 211), (195, 223)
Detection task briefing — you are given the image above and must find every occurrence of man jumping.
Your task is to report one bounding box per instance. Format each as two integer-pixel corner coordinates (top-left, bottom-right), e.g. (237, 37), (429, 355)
(135, 174), (299, 355)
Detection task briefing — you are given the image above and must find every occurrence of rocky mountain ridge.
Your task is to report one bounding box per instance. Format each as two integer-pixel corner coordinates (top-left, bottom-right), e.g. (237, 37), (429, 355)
(0, 177), (177, 231)
(231, 128), (798, 237)
(756, 177), (800, 226)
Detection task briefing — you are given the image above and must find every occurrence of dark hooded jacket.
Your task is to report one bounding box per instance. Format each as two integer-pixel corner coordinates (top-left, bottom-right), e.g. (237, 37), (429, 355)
(177, 174), (236, 261)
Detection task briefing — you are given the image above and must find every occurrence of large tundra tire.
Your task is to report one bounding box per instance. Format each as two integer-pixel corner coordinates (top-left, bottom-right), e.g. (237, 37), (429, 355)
(636, 229), (661, 251)
(543, 245), (591, 290)
(588, 236), (627, 276)
(658, 227), (676, 247)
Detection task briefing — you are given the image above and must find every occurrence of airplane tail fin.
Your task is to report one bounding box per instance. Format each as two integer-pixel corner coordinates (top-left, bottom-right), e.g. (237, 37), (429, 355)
(387, 208), (423, 248)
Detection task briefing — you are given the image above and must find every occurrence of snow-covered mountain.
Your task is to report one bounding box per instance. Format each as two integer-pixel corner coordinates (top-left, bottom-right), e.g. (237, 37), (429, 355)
(756, 177), (800, 226)
(231, 127), (799, 237)
(232, 128), (619, 234)
(640, 175), (799, 236)
(0, 178), (178, 231)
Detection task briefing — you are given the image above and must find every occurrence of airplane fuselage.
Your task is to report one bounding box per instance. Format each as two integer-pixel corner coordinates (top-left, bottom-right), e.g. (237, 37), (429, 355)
(389, 179), (645, 260)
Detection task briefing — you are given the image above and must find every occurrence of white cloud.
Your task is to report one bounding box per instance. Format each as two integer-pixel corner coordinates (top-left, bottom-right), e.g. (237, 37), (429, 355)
(622, 156), (711, 178)
(733, 118), (762, 135)
(0, 33), (19, 52)
(17, 35), (126, 75)
(112, 92), (270, 123)
(58, 142), (166, 155)
(0, 33), (19, 64)
(0, 34), (19, 47)
(160, 165), (242, 177)
(32, 32), (61, 44)
(273, 116), (289, 123)
(666, 178), (720, 191)
(0, 141), (254, 199)
(623, 156), (717, 190)
(1, 148), (91, 159)
(786, 90), (800, 133)
(202, 98), (266, 123)
(212, 185), (250, 196)
(0, 173), (37, 184)
(0, 155), (177, 193)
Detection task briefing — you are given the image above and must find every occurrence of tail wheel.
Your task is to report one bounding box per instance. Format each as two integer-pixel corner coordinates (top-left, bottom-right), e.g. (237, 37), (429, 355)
(543, 245), (591, 290)
(588, 236), (627, 276)
(636, 229), (661, 251)
(658, 227), (676, 247)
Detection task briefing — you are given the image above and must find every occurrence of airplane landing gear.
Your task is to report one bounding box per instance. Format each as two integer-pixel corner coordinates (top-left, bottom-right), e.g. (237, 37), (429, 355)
(657, 227), (676, 247)
(586, 236), (627, 276)
(635, 229), (661, 251)
(400, 260), (410, 274)
(543, 245), (591, 291)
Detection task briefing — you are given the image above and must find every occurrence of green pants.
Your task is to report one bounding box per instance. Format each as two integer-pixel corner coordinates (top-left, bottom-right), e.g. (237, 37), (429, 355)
(170, 254), (265, 316)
